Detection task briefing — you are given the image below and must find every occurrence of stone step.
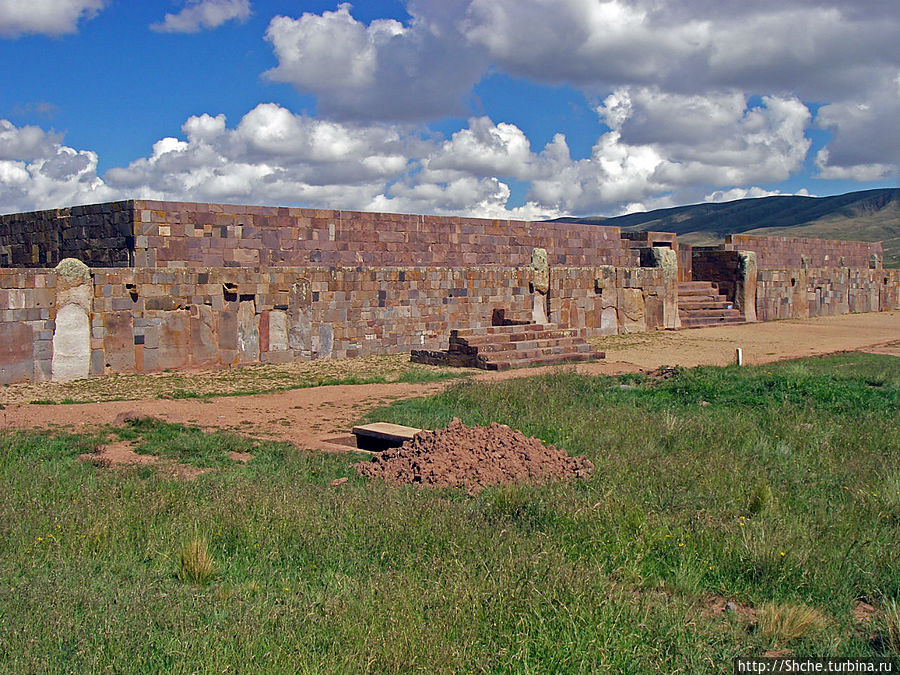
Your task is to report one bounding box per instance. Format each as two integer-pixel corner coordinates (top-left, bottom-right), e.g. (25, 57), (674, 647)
(451, 334), (585, 354)
(679, 308), (743, 319)
(484, 351), (606, 371)
(677, 286), (724, 297)
(476, 342), (595, 364)
(678, 295), (727, 305)
(679, 315), (746, 328)
(452, 323), (554, 338)
(450, 324), (583, 347)
(413, 322), (605, 370)
(678, 281), (720, 291)
(678, 299), (734, 310)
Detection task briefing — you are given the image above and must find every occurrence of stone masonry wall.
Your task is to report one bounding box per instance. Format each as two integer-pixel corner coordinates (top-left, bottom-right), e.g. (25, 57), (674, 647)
(755, 268), (900, 321)
(0, 202), (134, 268)
(0, 269), (56, 383)
(129, 200), (637, 269)
(725, 234), (881, 270)
(0, 262), (674, 384)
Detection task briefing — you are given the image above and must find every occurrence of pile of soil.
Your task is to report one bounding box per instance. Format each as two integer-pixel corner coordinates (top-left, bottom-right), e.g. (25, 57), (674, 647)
(355, 417), (593, 493)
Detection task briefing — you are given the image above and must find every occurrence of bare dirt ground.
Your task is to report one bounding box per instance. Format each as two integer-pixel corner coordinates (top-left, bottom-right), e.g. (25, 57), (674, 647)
(3, 311), (899, 449)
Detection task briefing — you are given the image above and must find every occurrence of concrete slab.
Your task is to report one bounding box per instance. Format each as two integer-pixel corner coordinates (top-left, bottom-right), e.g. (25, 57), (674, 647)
(352, 422), (423, 452)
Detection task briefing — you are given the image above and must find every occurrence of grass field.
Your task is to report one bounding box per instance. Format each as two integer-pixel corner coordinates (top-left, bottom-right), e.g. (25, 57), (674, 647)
(2, 353), (900, 672)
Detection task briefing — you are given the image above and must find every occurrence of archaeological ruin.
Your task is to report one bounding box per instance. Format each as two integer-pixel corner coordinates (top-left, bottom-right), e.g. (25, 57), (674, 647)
(0, 199), (895, 383)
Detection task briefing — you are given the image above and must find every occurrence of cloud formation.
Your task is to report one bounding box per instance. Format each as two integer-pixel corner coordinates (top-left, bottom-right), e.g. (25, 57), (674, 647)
(264, 2), (485, 121)
(0, 120), (114, 213)
(0, 0), (105, 37)
(257, 0), (899, 198)
(151, 0), (250, 34)
(1, 1), (897, 218)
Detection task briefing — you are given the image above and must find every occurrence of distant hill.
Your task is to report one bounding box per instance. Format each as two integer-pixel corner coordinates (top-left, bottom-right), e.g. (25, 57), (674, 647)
(555, 188), (900, 267)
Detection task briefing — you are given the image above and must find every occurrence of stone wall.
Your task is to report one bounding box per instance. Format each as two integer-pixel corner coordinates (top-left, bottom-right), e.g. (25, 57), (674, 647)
(725, 234), (881, 270)
(0, 202), (134, 268)
(755, 268), (900, 321)
(132, 201), (637, 269)
(2, 200), (898, 386)
(0, 268), (56, 383)
(0, 260), (676, 384)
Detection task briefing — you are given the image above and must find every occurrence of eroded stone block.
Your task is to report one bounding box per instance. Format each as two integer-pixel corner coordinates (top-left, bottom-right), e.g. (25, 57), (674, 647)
(51, 304), (90, 381)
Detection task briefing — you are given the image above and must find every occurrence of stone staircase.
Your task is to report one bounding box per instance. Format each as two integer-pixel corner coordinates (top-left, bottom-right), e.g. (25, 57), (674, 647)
(411, 324), (606, 371)
(678, 281), (745, 328)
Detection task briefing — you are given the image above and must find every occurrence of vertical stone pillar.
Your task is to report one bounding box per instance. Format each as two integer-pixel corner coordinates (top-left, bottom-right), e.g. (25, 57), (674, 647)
(594, 266), (618, 336)
(736, 251), (758, 323)
(647, 247), (680, 329)
(288, 278), (313, 356)
(237, 299), (260, 363)
(530, 248), (549, 324)
(51, 258), (92, 382)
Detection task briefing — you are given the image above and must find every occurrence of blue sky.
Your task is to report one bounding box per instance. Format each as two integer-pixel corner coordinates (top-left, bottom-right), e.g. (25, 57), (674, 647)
(0, 0), (897, 218)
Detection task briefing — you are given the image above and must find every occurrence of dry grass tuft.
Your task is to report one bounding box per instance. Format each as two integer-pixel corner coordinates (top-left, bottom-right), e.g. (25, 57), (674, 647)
(880, 599), (900, 653)
(178, 537), (217, 585)
(758, 602), (830, 645)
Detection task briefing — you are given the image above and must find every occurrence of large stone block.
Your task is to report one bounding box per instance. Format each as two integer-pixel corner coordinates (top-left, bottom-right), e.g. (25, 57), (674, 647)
(237, 300), (260, 363)
(268, 310), (289, 352)
(618, 288), (646, 333)
(103, 311), (135, 373)
(0, 322), (33, 384)
(51, 304), (90, 381)
(737, 251), (758, 322)
(157, 310), (190, 371)
(190, 305), (219, 366)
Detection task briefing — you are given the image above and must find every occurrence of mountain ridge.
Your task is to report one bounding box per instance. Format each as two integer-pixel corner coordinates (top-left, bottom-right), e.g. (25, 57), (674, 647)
(554, 188), (900, 267)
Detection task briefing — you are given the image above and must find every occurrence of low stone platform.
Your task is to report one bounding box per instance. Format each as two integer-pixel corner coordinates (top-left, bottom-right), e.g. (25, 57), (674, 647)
(411, 323), (606, 371)
(352, 422), (423, 452)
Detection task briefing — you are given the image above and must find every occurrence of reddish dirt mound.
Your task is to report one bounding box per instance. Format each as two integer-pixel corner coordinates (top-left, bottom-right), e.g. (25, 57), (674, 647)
(355, 417), (593, 493)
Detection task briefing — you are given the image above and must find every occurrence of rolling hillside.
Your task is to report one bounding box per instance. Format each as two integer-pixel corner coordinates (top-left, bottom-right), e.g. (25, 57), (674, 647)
(556, 188), (900, 267)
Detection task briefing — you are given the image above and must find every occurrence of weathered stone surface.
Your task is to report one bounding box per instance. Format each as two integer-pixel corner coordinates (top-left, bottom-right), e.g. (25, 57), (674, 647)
(217, 310), (238, 352)
(103, 311), (135, 373)
(737, 251), (758, 322)
(56, 258), (91, 285)
(237, 300), (260, 363)
(0, 322), (33, 384)
(317, 323), (334, 359)
(531, 248), (549, 294)
(288, 279), (312, 353)
(268, 310), (289, 352)
(157, 310), (190, 370)
(51, 304), (90, 381)
(190, 305), (219, 366)
(647, 247), (679, 329)
(600, 307), (617, 334)
(532, 293), (548, 324)
(55, 258), (92, 315)
(618, 288), (646, 333)
(644, 293), (663, 330)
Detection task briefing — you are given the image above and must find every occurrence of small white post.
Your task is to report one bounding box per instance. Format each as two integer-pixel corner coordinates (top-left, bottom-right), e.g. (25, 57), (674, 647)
(735, 348), (743, 366)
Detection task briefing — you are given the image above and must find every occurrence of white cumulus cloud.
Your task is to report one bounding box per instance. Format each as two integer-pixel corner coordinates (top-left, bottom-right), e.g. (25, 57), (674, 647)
(103, 103), (414, 208)
(256, 0), (898, 197)
(0, 0), (105, 37)
(264, 2), (486, 121)
(0, 119), (115, 214)
(151, 0), (250, 34)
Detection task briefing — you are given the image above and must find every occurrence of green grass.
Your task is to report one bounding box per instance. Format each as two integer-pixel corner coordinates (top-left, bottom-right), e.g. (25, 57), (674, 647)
(2, 353), (900, 672)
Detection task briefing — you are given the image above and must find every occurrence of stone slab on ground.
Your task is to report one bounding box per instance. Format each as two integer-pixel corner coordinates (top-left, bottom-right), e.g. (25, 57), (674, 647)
(352, 422), (424, 452)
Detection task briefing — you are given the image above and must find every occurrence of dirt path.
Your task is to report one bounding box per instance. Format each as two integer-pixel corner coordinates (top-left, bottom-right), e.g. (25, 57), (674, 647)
(2, 311), (899, 448)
